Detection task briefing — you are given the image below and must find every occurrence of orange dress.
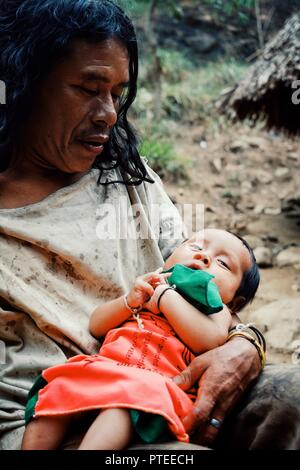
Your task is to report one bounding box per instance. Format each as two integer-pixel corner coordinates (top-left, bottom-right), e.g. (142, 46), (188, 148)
(30, 312), (196, 442)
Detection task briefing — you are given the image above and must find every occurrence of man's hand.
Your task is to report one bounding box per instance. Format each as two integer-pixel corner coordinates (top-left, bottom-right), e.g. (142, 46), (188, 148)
(172, 337), (261, 446)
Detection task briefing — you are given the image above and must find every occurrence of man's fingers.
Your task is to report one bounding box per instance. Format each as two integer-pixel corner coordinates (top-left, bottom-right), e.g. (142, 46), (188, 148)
(172, 356), (207, 391)
(182, 380), (215, 434)
(191, 412), (225, 446)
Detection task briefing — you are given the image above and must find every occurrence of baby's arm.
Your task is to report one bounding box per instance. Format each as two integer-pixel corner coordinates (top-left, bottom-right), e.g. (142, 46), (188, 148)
(154, 285), (232, 355)
(90, 269), (169, 337)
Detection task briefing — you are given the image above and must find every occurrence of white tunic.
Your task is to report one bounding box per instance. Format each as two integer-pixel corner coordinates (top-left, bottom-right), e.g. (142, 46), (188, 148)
(0, 163), (186, 448)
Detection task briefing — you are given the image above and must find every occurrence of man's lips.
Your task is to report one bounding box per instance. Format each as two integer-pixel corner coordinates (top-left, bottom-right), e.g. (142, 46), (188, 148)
(78, 141), (104, 154)
(77, 135), (109, 154)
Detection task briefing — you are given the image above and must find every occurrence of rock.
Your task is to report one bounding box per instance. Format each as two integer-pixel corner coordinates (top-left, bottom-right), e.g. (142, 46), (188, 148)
(278, 187), (294, 201)
(254, 204), (265, 215)
(276, 247), (300, 267)
(240, 135), (269, 150)
(254, 246), (273, 267)
(274, 167), (292, 182)
(262, 235), (279, 243)
(264, 207), (281, 216)
(210, 158), (222, 173)
(256, 170), (273, 185)
(229, 140), (249, 152)
(292, 284), (300, 292)
(184, 32), (217, 53)
(281, 192), (300, 218)
(230, 214), (246, 231)
(291, 340), (300, 365)
(205, 206), (217, 213)
(288, 152), (299, 161)
(241, 180), (253, 194)
(243, 235), (262, 250)
(250, 298), (300, 355)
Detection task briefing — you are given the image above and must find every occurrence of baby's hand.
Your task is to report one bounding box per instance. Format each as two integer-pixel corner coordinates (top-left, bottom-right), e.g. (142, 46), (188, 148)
(143, 284), (172, 314)
(126, 268), (171, 310)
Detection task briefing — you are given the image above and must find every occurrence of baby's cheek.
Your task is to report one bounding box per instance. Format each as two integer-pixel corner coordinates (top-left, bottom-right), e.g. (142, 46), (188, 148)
(213, 278), (228, 303)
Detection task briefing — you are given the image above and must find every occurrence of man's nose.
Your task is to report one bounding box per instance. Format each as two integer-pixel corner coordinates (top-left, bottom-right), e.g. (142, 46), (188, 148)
(91, 95), (118, 128)
(194, 251), (211, 267)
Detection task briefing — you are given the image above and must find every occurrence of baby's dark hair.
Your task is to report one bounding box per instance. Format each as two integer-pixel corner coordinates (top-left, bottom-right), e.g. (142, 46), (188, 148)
(229, 233), (260, 313)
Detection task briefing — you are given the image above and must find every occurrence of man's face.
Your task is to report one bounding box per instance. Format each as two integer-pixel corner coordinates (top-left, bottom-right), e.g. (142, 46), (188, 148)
(163, 228), (251, 304)
(20, 38), (130, 174)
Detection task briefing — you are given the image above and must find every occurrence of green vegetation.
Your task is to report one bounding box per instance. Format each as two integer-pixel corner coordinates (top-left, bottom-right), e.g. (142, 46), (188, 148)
(132, 48), (248, 180)
(135, 49), (247, 123)
(118, 0), (149, 18)
(139, 135), (189, 182)
(198, 0), (255, 23)
(162, 57), (247, 121)
(119, 0), (256, 23)
(119, 2), (250, 181)
(118, 0), (183, 19)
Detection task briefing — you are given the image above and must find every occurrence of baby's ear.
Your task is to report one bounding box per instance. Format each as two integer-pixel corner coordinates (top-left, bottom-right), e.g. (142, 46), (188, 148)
(228, 296), (246, 313)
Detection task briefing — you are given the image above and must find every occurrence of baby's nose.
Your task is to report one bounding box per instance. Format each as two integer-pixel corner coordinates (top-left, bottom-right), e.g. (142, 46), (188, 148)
(195, 251), (211, 266)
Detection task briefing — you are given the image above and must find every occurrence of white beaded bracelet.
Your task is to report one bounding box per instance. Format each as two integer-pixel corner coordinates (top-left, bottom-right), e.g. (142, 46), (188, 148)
(123, 295), (143, 315)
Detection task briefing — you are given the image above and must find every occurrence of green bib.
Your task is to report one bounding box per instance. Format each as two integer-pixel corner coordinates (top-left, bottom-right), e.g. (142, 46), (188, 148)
(164, 264), (223, 315)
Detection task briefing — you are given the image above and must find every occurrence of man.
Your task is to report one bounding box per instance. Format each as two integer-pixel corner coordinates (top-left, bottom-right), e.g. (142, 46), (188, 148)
(0, 0), (299, 450)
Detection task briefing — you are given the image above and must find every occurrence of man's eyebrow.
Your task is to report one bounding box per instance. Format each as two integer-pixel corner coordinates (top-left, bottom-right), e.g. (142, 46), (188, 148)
(81, 72), (129, 88)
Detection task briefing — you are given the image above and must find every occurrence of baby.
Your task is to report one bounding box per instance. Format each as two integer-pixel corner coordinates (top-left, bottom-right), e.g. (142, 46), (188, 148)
(22, 228), (260, 450)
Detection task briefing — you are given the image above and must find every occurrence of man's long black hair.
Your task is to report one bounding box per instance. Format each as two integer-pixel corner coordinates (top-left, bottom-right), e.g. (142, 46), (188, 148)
(0, 0), (153, 185)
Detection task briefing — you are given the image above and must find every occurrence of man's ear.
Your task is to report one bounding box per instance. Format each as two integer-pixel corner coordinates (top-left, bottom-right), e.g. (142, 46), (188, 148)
(228, 296), (246, 313)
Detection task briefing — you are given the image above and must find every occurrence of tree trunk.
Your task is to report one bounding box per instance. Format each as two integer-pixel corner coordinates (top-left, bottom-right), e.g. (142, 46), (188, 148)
(146, 0), (163, 120)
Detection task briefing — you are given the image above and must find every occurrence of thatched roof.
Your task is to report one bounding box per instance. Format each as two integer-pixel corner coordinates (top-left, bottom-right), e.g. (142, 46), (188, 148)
(220, 13), (300, 135)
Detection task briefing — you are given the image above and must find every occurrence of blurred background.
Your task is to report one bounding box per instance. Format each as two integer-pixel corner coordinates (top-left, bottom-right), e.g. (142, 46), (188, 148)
(120, 1), (300, 365)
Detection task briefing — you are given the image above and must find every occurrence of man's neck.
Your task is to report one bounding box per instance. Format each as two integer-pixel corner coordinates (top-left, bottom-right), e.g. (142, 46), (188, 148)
(0, 154), (88, 209)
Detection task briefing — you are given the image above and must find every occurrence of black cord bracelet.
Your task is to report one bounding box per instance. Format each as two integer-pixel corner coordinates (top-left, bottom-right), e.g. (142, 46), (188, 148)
(248, 325), (266, 352)
(229, 323), (266, 352)
(157, 285), (176, 312)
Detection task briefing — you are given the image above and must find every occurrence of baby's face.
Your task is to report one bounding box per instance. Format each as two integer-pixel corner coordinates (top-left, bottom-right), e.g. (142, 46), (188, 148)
(163, 229), (251, 304)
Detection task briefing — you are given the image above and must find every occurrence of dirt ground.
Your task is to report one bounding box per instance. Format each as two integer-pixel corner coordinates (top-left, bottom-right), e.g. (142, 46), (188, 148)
(164, 122), (300, 364)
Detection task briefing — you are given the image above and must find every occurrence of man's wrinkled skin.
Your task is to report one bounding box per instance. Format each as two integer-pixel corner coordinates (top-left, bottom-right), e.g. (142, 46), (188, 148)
(173, 337), (261, 446)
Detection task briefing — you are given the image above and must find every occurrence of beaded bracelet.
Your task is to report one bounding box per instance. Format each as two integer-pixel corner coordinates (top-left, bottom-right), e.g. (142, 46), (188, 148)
(123, 295), (143, 314)
(157, 284), (177, 312)
(226, 330), (266, 370)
